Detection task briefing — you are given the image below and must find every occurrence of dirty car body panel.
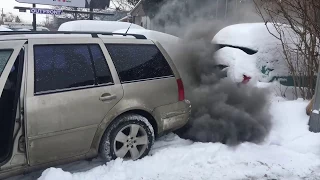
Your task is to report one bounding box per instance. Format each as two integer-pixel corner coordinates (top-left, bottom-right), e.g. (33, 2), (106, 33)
(0, 33), (191, 179)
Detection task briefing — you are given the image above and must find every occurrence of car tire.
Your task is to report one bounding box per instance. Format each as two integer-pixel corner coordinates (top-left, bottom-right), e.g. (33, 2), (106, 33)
(99, 114), (155, 161)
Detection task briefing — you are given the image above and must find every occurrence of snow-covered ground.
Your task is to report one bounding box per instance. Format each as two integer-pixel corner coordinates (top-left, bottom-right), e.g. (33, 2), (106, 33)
(8, 86), (320, 180)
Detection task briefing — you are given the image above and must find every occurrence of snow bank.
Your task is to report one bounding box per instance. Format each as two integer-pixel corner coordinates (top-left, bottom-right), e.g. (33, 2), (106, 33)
(37, 93), (320, 180)
(58, 20), (145, 32)
(267, 97), (320, 155)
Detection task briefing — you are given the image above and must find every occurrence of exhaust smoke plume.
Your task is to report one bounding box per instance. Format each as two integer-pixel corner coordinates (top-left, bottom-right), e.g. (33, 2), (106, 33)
(153, 0), (272, 145)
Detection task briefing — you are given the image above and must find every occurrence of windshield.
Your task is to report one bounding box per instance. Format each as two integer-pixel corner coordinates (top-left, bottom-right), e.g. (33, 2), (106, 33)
(0, 50), (13, 76)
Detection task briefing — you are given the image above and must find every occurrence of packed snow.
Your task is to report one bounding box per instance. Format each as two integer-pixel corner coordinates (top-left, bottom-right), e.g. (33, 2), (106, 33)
(8, 88), (320, 180)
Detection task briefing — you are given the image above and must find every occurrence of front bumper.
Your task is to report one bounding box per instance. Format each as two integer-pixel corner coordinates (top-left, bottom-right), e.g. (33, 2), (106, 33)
(153, 100), (191, 134)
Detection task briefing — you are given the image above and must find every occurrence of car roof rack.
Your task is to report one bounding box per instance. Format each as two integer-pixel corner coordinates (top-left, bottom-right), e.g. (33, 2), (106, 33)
(0, 31), (147, 39)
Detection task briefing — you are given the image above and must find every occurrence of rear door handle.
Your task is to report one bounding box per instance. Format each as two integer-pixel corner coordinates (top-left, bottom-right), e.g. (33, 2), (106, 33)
(99, 93), (117, 102)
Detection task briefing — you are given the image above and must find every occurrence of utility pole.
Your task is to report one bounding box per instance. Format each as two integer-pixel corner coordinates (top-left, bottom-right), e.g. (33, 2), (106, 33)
(235, 0), (239, 23)
(73, 7), (78, 20)
(89, 6), (93, 20)
(32, 4), (36, 31)
(224, 0), (228, 20)
(1, 8), (4, 25)
(308, 7), (320, 132)
(308, 64), (320, 132)
(235, 0), (238, 13)
(216, 0), (219, 19)
(45, 15), (49, 25)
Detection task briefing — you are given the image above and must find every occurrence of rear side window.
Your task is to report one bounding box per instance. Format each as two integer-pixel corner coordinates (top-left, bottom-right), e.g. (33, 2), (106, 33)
(105, 44), (174, 83)
(89, 45), (113, 85)
(34, 44), (113, 94)
(0, 50), (13, 76)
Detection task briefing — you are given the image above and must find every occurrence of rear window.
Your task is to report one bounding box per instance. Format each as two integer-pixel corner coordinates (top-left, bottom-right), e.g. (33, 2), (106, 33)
(105, 44), (174, 83)
(0, 50), (13, 76)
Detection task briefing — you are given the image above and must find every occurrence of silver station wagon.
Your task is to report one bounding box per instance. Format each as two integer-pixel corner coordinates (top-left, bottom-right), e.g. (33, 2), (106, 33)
(0, 31), (191, 179)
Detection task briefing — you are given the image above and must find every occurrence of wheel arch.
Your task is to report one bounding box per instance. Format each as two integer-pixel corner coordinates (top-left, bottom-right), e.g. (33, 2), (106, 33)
(92, 108), (159, 154)
(119, 109), (158, 137)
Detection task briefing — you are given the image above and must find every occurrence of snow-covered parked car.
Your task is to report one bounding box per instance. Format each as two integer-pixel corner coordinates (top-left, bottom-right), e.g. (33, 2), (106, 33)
(212, 23), (292, 86)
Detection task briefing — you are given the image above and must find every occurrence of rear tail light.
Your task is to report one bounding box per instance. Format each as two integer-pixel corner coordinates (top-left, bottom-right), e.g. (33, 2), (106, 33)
(242, 75), (251, 84)
(177, 78), (185, 101)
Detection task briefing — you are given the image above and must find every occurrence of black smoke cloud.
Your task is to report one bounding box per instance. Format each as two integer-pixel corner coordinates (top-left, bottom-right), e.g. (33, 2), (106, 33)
(151, 0), (262, 37)
(153, 0), (272, 145)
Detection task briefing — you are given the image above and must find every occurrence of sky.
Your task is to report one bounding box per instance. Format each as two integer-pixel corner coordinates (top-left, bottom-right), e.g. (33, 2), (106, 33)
(2, 0), (49, 23)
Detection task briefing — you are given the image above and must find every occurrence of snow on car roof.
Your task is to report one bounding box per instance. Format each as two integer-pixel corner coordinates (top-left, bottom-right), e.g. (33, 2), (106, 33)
(212, 23), (281, 51)
(58, 20), (145, 32)
(113, 28), (182, 44)
(0, 26), (12, 31)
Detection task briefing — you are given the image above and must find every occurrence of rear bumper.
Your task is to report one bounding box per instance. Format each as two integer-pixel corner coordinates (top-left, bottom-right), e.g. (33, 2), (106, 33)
(153, 100), (191, 134)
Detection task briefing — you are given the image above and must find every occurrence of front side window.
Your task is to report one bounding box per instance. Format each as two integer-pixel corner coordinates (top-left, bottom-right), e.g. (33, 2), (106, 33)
(105, 44), (174, 83)
(34, 44), (96, 94)
(0, 50), (13, 76)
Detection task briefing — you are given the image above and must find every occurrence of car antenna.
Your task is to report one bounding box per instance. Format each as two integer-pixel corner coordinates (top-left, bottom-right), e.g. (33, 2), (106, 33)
(125, 13), (135, 35)
(125, 5), (143, 36)
(125, 22), (133, 35)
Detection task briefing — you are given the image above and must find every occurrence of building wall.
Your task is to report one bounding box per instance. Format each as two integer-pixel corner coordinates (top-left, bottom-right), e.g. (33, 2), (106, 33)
(141, 16), (154, 30)
(133, 16), (142, 27)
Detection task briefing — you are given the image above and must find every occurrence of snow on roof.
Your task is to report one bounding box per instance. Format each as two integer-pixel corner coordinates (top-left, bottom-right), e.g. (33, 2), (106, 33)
(131, 0), (143, 13)
(58, 20), (145, 32)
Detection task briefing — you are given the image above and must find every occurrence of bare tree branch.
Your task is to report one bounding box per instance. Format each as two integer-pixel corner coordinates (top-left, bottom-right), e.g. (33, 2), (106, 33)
(254, 0), (320, 99)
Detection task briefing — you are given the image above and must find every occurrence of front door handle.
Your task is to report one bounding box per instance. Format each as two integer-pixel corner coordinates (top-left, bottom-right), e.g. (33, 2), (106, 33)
(99, 93), (117, 102)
